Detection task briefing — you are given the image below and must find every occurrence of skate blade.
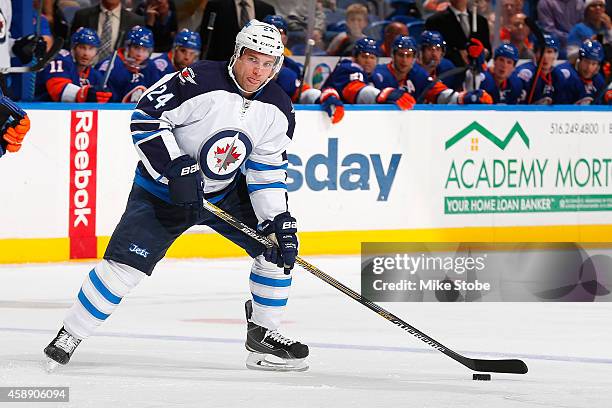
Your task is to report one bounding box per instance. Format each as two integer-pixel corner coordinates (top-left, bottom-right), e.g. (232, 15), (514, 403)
(44, 358), (60, 373)
(246, 352), (308, 372)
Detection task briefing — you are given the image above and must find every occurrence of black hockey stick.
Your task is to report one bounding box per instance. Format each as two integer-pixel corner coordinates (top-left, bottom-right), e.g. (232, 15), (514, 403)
(101, 30), (126, 91)
(524, 17), (546, 104)
(202, 199), (528, 374)
(416, 66), (467, 103)
(0, 37), (64, 74)
(202, 12), (217, 60)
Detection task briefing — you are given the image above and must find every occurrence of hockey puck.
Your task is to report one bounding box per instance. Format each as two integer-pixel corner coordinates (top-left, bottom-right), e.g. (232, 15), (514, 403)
(473, 373), (491, 381)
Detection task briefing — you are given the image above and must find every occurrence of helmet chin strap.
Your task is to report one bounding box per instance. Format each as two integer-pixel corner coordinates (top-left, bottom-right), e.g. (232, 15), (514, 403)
(227, 50), (282, 96)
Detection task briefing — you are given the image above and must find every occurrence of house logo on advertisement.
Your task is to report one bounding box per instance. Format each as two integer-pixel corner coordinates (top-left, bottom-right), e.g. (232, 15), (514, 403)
(445, 121), (530, 151)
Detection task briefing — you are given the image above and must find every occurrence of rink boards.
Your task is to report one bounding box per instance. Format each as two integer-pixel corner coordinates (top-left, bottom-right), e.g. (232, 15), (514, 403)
(1, 104), (611, 263)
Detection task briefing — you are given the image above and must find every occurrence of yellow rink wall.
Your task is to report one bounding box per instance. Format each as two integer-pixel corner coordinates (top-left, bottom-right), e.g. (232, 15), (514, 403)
(1, 104), (611, 264)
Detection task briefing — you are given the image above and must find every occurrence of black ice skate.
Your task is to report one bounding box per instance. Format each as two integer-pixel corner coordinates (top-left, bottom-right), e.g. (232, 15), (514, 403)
(244, 300), (309, 372)
(44, 327), (81, 371)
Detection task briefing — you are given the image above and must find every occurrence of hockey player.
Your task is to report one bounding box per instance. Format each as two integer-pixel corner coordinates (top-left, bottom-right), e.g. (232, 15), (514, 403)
(35, 28), (112, 103)
(418, 31), (462, 91)
(0, 94), (30, 158)
(44, 20), (308, 372)
(514, 34), (560, 104)
(475, 43), (523, 104)
(372, 36), (492, 105)
(322, 37), (416, 109)
(553, 40), (606, 105)
(97, 26), (164, 103)
(153, 29), (202, 75)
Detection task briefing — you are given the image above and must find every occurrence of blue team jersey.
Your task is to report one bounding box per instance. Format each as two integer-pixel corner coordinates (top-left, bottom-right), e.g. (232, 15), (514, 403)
(552, 61), (606, 105)
(436, 58), (462, 91)
(97, 49), (165, 103)
(35, 49), (104, 101)
(283, 57), (303, 77)
(513, 61), (559, 104)
(480, 70), (523, 104)
(371, 62), (431, 96)
(151, 51), (176, 76)
(321, 59), (371, 103)
(276, 66), (301, 101)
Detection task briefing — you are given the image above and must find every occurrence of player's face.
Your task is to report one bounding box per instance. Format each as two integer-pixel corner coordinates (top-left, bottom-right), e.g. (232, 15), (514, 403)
(541, 48), (557, 71)
(577, 58), (601, 79)
(355, 52), (377, 74)
(73, 44), (98, 67)
(421, 45), (442, 67)
(346, 14), (368, 34)
(173, 46), (199, 70)
(128, 45), (151, 65)
(234, 48), (277, 93)
(493, 56), (515, 80)
(393, 50), (415, 75)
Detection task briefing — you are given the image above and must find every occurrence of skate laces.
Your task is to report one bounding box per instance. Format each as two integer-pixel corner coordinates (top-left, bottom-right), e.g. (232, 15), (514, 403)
(265, 330), (296, 346)
(55, 331), (80, 353)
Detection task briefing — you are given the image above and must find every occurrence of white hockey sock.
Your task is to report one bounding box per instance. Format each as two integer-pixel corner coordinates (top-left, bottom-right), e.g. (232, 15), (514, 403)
(63, 260), (145, 339)
(249, 255), (292, 330)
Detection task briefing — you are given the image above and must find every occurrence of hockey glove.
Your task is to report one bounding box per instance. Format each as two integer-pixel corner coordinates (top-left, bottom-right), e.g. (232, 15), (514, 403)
(604, 89), (612, 105)
(318, 88), (345, 124)
(12, 34), (47, 64)
(76, 85), (113, 103)
(0, 95), (29, 154)
(257, 212), (298, 275)
(459, 89), (493, 105)
(467, 38), (486, 73)
(163, 155), (204, 224)
(376, 87), (416, 110)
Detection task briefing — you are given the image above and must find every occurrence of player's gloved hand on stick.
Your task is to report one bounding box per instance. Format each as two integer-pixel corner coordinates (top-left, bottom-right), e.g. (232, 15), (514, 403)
(318, 88), (344, 124)
(467, 38), (486, 73)
(76, 85), (113, 103)
(12, 34), (47, 64)
(459, 89), (493, 104)
(257, 212), (298, 275)
(376, 87), (416, 110)
(163, 155), (204, 223)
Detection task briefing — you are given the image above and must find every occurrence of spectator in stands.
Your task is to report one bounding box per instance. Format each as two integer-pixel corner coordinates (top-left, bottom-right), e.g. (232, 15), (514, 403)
(69, 0), (144, 61)
(423, 0), (449, 15)
(135, 0), (178, 53)
(537, 0), (584, 53)
(425, 0), (492, 67)
(500, 0), (524, 35)
(567, 0), (612, 61)
(327, 3), (368, 56)
(380, 22), (408, 57)
(199, 0), (275, 61)
(505, 13), (534, 60)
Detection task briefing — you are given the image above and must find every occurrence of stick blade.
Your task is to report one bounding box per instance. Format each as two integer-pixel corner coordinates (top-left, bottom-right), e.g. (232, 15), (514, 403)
(468, 358), (528, 374)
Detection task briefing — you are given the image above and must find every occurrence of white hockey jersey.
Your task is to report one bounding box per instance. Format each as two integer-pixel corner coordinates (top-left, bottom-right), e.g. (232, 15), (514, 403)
(130, 60), (295, 223)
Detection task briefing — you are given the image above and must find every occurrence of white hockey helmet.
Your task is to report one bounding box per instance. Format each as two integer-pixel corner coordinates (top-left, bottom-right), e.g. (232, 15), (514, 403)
(228, 19), (285, 94)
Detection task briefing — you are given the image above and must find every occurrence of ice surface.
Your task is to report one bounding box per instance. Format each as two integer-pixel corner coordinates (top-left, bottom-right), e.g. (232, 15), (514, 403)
(1, 256), (611, 408)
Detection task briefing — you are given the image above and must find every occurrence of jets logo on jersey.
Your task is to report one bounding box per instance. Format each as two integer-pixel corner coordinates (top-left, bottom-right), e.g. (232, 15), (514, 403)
(178, 67), (197, 85)
(0, 9), (6, 44)
(199, 129), (253, 180)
